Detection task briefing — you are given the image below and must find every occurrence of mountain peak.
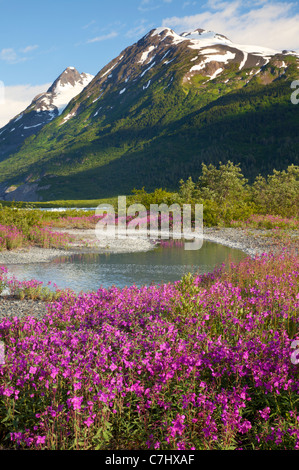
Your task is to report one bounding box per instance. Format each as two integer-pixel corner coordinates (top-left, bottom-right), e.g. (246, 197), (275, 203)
(0, 66), (94, 163)
(149, 26), (232, 44)
(148, 26), (289, 55)
(32, 67), (94, 115)
(0, 26), (299, 201)
(180, 29), (231, 43)
(47, 67), (92, 93)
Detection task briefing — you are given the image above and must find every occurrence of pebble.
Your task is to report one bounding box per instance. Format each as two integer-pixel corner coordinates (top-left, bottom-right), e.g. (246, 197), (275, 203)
(0, 228), (297, 321)
(0, 297), (49, 321)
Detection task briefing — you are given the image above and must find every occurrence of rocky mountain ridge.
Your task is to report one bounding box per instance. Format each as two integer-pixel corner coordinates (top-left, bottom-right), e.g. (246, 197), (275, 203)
(0, 27), (298, 201)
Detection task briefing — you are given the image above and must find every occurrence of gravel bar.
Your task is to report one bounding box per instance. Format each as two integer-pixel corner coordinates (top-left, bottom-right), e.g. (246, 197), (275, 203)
(0, 297), (50, 321)
(203, 227), (298, 257)
(0, 227), (297, 321)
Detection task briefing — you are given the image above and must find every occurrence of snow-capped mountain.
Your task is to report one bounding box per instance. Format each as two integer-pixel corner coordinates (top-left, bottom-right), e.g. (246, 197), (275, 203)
(148, 27), (296, 77)
(58, 26), (296, 126)
(34, 67), (94, 115)
(130, 26), (295, 82)
(0, 27), (298, 201)
(0, 67), (94, 160)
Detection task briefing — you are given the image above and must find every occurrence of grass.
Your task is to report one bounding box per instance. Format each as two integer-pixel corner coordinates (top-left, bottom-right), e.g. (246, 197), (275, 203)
(0, 197), (123, 209)
(0, 207), (75, 251)
(230, 214), (299, 230)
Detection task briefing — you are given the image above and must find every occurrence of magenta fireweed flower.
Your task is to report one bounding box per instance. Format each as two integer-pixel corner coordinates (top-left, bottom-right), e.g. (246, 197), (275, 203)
(67, 396), (83, 411)
(0, 252), (299, 450)
(259, 407), (271, 420)
(73, 382), (82, 391)
(230, 214), (299, 230)
(36, 436), (46, 446)
(83, 416), (95, 428)
(170, 414), (186, 437)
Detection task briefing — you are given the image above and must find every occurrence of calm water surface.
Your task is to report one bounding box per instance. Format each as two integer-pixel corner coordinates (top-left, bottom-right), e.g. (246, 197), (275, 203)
(6, 241), (247, 293)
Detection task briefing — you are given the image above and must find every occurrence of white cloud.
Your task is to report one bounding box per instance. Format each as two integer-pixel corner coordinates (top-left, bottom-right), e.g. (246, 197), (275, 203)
(21, 45), (39, 54)
(161, 0), (299, 51)
(82, 20), (96, 30)
(0, 83), (51, 128)
(0, 45), (38, 64)
(86, 31), (118, 43)
(0, 48), (25, 64)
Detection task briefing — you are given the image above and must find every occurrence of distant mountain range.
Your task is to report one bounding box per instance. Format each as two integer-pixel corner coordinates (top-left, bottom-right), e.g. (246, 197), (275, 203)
(0, 27), (298, 201)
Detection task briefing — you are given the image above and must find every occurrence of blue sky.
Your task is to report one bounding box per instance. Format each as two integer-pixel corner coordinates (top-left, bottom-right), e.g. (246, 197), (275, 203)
(1, 0), (299, 126)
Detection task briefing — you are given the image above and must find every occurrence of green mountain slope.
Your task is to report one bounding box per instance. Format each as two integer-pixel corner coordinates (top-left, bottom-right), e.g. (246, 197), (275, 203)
(0, 28), (298, 201)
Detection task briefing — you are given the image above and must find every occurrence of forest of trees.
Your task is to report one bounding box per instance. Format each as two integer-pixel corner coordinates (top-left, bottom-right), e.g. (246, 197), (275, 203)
(131, 161), (299, 226)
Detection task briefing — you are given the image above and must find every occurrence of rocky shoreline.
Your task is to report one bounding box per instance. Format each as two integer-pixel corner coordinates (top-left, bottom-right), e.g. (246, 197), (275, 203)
(203, 227), (298, 257)
(0, 227), (297, 266)
(0, 227), (297, 321)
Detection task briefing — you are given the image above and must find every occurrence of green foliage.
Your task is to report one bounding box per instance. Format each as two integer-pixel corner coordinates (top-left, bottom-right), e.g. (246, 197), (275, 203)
(0, 204), (43, 235)
(0, 163), (297, 232)
(178, 177), (196, 204)
(131, 187), (179, 209)
(21, 197), (120, 209)
(197, 161), (249, 203)
(252, 164), (299, 217)
(138, 162), (298, 226)
(177, 162), (255, 225)
(0, 55), (298, 200)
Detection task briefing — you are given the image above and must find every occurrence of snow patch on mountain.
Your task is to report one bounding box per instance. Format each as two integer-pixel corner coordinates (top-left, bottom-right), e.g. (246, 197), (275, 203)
(152, 26), (296, 62)
(101, 63), (117, 78)
(209, 68), (224, 80)
(239, 52), (248, 70)
(233, 43), (279, 57)
(139, 46), (156, 64)
(14, 114), (23, 123)
(190, 51), (236, 73)
(163, 58), (175, 65)
(152, 28), (175, 38)
(93, 92), (104, 103)
(143, 80), (151, 90)
(52, 81), (90, 115)
(161, 50), (170, 61)
(60, 111), (77, 125)
(31, 68), (94, 117)
(24, 123), (43, 129)
(0, 66), (94, 159)
(93, 107), (102, 117)
(140, 62), (156, 78)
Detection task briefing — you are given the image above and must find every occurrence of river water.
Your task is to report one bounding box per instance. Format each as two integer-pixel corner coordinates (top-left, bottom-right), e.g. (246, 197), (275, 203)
(5, 240), (247, 293)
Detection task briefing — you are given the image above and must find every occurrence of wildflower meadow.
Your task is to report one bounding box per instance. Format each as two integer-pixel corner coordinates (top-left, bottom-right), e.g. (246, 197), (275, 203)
(0, 251), (298, 450)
